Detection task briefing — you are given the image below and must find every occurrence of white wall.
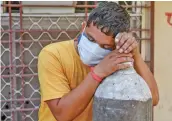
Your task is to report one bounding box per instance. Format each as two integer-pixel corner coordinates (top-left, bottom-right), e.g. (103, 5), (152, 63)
(154, 2), (172, 121)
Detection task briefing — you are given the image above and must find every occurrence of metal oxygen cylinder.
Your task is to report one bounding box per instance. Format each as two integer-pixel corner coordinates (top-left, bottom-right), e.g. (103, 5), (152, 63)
(93, 35), (153, 121)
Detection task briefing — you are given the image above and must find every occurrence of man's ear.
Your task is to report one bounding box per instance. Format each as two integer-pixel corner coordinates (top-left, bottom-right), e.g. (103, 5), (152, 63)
(81, 21), (87, 32)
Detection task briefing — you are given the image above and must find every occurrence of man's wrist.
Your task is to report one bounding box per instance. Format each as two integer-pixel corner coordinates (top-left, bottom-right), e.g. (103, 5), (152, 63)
(93, 66), (106, 79)
(133, 47), (140, 58)
(90, 67), (104, 83)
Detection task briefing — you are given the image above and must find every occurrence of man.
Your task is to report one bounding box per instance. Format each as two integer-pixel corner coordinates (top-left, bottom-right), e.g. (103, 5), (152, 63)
(38, 2), (159, 121)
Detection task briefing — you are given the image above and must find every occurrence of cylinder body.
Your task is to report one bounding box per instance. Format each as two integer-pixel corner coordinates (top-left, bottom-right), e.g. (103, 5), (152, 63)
(93, 67), (152, 121)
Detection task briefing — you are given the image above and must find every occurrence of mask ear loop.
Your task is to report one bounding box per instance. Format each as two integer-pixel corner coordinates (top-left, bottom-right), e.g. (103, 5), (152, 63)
(79, 22), (87, 43)
(76, 22), (86, 43)
(81, 22), (86, 32)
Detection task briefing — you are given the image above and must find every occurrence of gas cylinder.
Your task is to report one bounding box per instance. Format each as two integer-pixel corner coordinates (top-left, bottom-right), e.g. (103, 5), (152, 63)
(93, 63), (152, 121)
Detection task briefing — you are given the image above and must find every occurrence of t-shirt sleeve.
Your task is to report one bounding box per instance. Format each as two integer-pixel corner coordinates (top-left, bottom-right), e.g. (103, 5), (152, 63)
(38, 49), (70, 101)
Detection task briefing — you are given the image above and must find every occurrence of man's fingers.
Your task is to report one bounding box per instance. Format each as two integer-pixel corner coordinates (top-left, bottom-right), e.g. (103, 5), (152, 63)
(116, 32), (138, 54)
(115, 33), (123, 49)
(120, 37), (135, 53)
(118, 33), (134, 53)
(123, 37), (135, 53)
(111, 57), (134, 70)
(125, 41), (138, 53)
(108, 51), (133, 59)
(116, 63), (131, 70)
(116, 32), (127, 49)
(114, 57), (134, 64)
(115, 53), (133, 58)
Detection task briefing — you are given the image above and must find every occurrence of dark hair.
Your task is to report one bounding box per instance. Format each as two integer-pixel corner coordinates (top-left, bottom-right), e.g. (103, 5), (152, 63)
(87, 2), (130, 37)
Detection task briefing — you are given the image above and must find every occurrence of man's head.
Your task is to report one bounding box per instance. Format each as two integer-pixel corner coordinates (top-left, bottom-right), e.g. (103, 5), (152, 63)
(83, 1), (130, 49)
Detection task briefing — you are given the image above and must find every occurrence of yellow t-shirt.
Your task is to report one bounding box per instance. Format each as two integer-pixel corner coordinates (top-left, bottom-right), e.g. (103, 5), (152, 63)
(38, 40), (92, 121)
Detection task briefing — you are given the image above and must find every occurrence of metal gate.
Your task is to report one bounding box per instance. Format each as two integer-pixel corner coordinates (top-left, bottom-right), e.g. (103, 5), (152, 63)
(0, 1), (154, 121)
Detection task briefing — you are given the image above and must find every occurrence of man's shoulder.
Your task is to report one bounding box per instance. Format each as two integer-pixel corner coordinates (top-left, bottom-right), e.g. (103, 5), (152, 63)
(38, 40), (75, 62)
(41, 40), (73, 54)
(43, 40), (73, 51)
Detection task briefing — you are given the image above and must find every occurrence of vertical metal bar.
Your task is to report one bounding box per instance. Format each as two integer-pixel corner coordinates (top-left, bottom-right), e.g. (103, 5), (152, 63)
(8, 1), (14, 121)
(84, 1), (88, 21)
(19, 1), (25, 121)
(150, 1), (154, 74)
(12, 17), (18, 121)
(136, 2), (142, 53)
(12, 31), (18, 121)
(94, 1), (98, 7)
(140, 1), (146, 61)
(150, 1), (155, 121)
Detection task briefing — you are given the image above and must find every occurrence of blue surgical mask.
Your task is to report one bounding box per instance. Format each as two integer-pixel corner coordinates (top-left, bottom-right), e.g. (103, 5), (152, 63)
(78, 32), (112, 66)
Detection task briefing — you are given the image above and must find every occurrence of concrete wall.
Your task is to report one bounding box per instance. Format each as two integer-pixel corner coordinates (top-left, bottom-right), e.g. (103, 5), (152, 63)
(154, 2), (172, 121)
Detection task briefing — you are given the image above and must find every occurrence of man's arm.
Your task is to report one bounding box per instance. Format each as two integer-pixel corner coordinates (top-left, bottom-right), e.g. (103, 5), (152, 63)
(46, 73), (99, 121)
(133, 51), (159, 106)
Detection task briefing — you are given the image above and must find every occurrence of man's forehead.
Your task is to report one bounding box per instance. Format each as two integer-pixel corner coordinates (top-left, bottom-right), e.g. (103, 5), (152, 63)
(86, 22), (116, 36)
(85, 24), (114, 46)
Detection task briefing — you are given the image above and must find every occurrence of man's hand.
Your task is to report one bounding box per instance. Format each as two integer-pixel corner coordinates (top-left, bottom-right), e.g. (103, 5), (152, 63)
(94, 50), (134, 79)
(115, 32), (139, 56)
